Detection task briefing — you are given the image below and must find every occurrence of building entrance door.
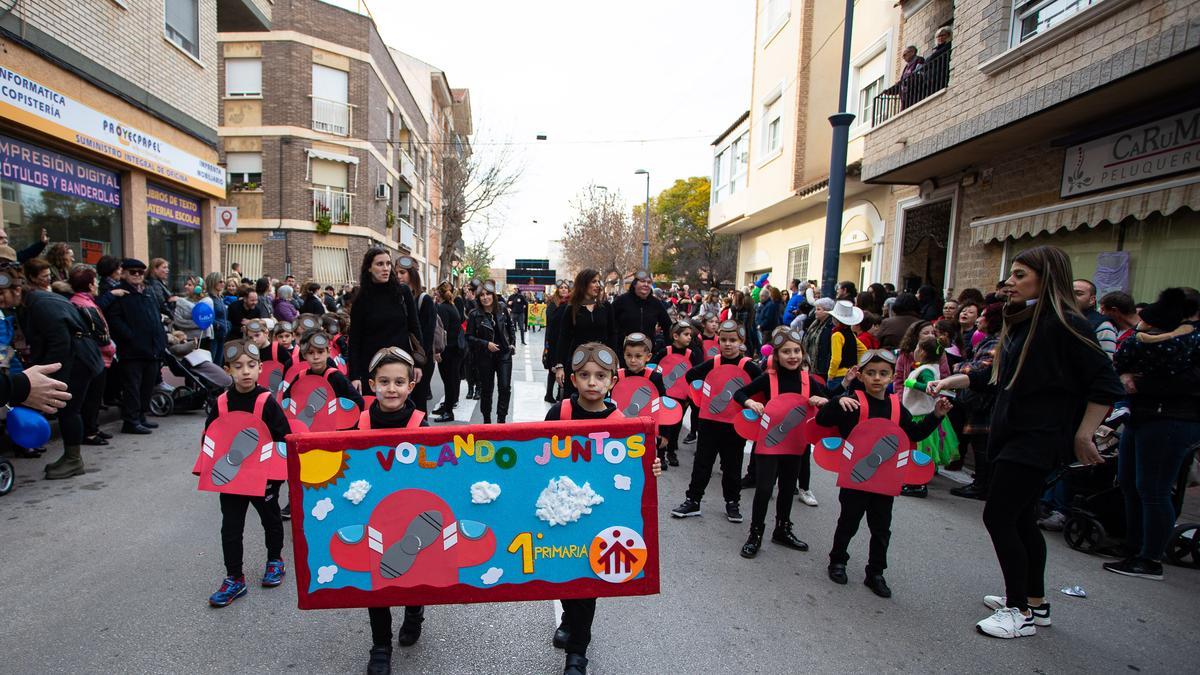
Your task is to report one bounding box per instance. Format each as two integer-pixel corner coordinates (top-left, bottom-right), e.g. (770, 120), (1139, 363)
(898, 199), (953, 293)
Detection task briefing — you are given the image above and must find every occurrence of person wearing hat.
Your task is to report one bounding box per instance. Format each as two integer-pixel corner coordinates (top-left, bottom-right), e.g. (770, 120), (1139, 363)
(104, 258), (167, 435)
(1107, 288), (1200, 581)
(613, 270), (672, 356)
(827, 300), (867, 388)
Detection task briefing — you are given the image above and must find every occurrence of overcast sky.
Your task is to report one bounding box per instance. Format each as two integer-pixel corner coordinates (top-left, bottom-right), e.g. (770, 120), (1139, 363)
(345, 0), (755, 272)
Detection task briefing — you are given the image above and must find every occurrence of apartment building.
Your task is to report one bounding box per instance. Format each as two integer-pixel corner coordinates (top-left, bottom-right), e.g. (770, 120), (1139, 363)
(217, 0), (466, 287)
(862, 0), (1200, 299)
(711, 0), (906, 293)
(0, 0), (261, 290)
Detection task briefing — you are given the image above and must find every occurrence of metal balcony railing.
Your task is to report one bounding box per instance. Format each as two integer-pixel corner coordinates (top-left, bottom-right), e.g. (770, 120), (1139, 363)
(871, 46), (952, 127)
(399, 221), (415, 250)
(311, 187), (352, 224)
(311, 96), (352, 136)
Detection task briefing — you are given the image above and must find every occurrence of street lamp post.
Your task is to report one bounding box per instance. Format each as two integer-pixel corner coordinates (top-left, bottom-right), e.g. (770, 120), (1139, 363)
(634, 169), (650, 271)
(820, 0), (857, 299)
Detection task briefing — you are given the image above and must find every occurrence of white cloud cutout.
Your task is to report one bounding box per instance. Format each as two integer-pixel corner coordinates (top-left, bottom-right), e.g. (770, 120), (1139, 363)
(613, 474), (632, 491)
(317, 565), (338, 584)
(311, 497), (334, 521)
(535, 476), (604, 526)
(343, 480), (371, 505)
(480, 567), (504, 585)
(470, 481), (502, 504)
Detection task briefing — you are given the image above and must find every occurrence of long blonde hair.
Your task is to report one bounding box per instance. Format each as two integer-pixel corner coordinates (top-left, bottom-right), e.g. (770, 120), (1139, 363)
(992, 245), (1102, 388)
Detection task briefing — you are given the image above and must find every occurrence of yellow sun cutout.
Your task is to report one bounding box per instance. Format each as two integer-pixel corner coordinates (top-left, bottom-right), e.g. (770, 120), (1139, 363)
(299, 449), (349, 489)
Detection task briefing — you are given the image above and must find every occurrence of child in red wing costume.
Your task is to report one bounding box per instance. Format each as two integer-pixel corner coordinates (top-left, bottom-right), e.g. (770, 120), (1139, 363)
(614, 333), (675, 470)
(652, 321), (703, 467)
(733, 327), (833, 558)
(812, 350), (951, 598)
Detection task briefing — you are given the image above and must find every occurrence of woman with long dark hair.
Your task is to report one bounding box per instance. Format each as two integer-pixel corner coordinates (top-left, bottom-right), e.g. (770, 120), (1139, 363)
(930, 246), (1121, 640)
(394, 255), (437, 413)
(348, 248), (423, 396)
(917, 284), (943, 321)
(466, 281), (516, 424)
(554, 269), (616, 394)
(543, 282), (570, 402)
(432, 282), (464, 422)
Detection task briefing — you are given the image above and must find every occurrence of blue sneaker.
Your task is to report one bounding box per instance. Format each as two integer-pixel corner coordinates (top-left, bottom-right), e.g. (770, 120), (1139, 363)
(209, 576), (247, 607)
(262, 560), (286, 587)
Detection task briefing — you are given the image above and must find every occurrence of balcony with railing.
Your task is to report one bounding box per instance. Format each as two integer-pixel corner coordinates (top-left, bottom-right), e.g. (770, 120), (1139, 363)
(311, 96), (353, 136)
(399, 220), (416, 251)
(311, 187), (353, 224)
(871, 46), (952, 127)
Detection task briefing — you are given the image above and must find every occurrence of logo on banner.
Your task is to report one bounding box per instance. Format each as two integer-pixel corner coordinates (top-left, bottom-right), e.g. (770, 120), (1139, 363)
(589, 526), (647, 583)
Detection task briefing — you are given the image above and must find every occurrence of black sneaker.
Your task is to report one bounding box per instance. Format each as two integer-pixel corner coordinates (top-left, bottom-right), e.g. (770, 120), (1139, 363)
(671, 498), (701, 518)
(683, 431), (697, 444)
(666, 451), (679, 467)
(725, 501), (743, 523)
(1103, 557), (1164, 580)
(280, 504), (291, 521)
(900, 484), (927, 498)
(367, 646), (392, 675)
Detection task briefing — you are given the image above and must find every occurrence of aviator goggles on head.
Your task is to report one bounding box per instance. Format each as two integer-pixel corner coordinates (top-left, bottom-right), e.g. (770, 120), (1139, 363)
(571, 343), (618, 374)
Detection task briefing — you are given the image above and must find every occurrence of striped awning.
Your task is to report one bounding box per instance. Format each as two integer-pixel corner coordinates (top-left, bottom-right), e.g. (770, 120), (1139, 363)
(969, 174), (1200, 245)
(305, 147), (359, 165)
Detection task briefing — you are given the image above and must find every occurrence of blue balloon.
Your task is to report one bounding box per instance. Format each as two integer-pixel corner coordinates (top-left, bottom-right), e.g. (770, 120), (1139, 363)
(8, 406), (50, 449)
(192, 302), (214, 330)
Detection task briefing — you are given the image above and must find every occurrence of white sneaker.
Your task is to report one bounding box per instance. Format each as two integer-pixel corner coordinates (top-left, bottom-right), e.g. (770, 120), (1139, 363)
(982, 595), (1051, 626)
(797, 489), (818, 507)
(976, 607), (1037, 638)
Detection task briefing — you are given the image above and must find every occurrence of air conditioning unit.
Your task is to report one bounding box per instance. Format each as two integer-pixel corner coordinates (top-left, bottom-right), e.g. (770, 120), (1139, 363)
(375, 183), (390, 201)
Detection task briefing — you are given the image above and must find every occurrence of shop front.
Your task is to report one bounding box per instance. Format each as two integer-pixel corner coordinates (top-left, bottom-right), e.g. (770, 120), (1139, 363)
(147, 183), (202, 291)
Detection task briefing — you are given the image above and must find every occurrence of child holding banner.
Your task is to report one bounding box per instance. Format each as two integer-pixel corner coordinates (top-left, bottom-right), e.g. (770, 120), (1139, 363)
(545, 342), (661, 675)
(203, 339), (292, 607)
(355, 346), (431, 675)
(671, 320), (761, 523)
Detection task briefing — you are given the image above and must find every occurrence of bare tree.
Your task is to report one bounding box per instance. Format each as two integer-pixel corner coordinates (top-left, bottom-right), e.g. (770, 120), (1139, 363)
(435, 137), (522, 276)
(560, 185), (643, 280)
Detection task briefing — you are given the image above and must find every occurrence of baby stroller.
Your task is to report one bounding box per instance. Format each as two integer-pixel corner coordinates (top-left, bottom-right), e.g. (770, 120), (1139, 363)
(1061, 417), (1199, 567)
(152, 341), (232, 417)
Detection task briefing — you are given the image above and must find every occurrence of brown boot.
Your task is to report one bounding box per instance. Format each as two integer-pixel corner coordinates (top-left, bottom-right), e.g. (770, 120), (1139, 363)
(45, 445), (85, 480)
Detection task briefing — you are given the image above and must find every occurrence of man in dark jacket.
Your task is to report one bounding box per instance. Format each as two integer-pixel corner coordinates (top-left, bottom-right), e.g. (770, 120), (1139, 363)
(299, 282), (327, 316)
(104, 259), (167, 434)
(322, 286), (339, 313)
(612, 271), (672, 356)
(507, 290), (528, 345)
(227, 288), (269, 340)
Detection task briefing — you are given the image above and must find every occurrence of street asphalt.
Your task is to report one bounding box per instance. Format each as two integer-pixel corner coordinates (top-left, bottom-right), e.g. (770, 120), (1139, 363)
(2, 329), (1198, 674)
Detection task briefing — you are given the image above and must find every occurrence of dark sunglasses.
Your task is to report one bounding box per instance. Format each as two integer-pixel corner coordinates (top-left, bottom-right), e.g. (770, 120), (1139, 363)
(127, 269), (145, 276)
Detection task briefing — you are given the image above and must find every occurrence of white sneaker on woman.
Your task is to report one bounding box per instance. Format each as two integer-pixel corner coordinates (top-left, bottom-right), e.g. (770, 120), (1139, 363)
(976, 607), (1036, 638)
(983, 595), (1051, 626)
(797, 489), (818, 507)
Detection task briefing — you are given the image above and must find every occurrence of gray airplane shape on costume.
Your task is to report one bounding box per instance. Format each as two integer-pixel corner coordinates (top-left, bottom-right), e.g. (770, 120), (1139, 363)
(850, 434), (902, 484)
(707, 376), (746, 414)
(211, 427), (260, 486)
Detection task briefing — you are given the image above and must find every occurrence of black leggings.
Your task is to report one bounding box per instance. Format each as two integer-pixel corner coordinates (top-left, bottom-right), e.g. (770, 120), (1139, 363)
(219, 480), (284, 578)
(560, 598), (596, 657)
(686, 420), (744, 504)
(751, 454), (801, 528)
(829, 488), (894, 576)
(982, 460), (1046, 611)
(368, 605), (425, 647)
(797, 451), (811, 491)
(438, 348), (462, 408)
(81, 369), (106, 437)
(58, 363), (92, 446)
(476, 355), (512, 421)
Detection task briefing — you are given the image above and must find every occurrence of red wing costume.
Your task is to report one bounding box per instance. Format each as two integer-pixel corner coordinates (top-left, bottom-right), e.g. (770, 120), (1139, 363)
(810, 392), (935, 496)
(281, 371), (360, 432)
(193, 392), (283, 495)
(656, 350), (694, 400)
(611, 370), (683, 426)
(693, 358), (758, 424)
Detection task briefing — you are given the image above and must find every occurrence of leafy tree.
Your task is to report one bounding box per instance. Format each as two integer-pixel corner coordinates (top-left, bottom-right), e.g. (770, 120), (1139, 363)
(461, 237), (495, 282)
(653, 177), (735, 288)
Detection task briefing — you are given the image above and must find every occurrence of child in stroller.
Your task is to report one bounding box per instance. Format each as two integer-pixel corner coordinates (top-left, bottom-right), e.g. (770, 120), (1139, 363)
(152, 332), (232, 417)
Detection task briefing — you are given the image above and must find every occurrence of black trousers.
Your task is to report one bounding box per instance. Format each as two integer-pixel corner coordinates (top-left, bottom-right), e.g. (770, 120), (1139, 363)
(963, 433), (992, 488)
(82, 369), (107, 436)
(120, 358), (157, 426)
(57, 363), (92, 446)
(104, 360), (123, 404)
(219, 480), (283, 578)
(545, 369), (560, 401)
(686, 420), (744, 505)
(368, 605), (425, 647)
(477, 354), (512, 421)
(982, 460), (1046, 611)
(439, 348), (462, 408)
(560, 598), (596, 657)
(462, 348), (478, 388)
(662, 398), (688, 453)
(751, 454), (800, 528)
(829, 488), (894, 577)
(515, 313), (526, 341)
(411, 365), (431, 414)
(797, 451), (812, 491)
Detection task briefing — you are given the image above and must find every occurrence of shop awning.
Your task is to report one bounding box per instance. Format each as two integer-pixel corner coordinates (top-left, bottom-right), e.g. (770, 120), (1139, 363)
(969, 174), (1200, 245)
(305, 148), (359, 165)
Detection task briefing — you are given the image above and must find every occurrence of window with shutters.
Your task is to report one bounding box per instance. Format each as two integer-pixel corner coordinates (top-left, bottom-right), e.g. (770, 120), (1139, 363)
(787, 245), (810, 282)
(850, 39), (889, 133)
(313, 246), (351, 285)
(226, 243), (263, 281)
(164, 0), (200, 59)
(226, 152), (262, 190)
(225, 59), (262, 97)
(312, 65), (351, 136)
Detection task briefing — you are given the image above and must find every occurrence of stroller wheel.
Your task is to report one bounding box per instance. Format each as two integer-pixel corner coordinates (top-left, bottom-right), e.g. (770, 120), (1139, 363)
(149, 390), (174, 417)
(0, 458), (14, 496)
(1064, 515), (1105, 553)
(1165, 524), (1200, 568)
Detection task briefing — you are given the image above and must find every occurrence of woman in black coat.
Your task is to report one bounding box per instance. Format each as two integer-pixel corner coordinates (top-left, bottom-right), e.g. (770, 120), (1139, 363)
(347, 248), (423, 395)
(930, 246), (1121, 640)
(543, 283), (569, 403)
(465, 281), (516, 424)
(433, 282), (464, 422)
(395, 256), (437, 414)
(554, 269), (617, 395)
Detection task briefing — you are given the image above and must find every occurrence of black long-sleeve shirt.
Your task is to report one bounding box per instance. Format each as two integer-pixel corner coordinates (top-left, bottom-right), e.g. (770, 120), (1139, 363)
(286, 365), (365, 409)
(356, 399), (430, 430)
(734, 367), (831, 405)
(556, 302), (618, 370)
(814, 391), (941, 443)
(348, 282), (422, 381)
(621, 366), (667, 397)
(684, 354), (762, 386)
(205, 385), (291, 443)
(545, 395), (618, 421)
